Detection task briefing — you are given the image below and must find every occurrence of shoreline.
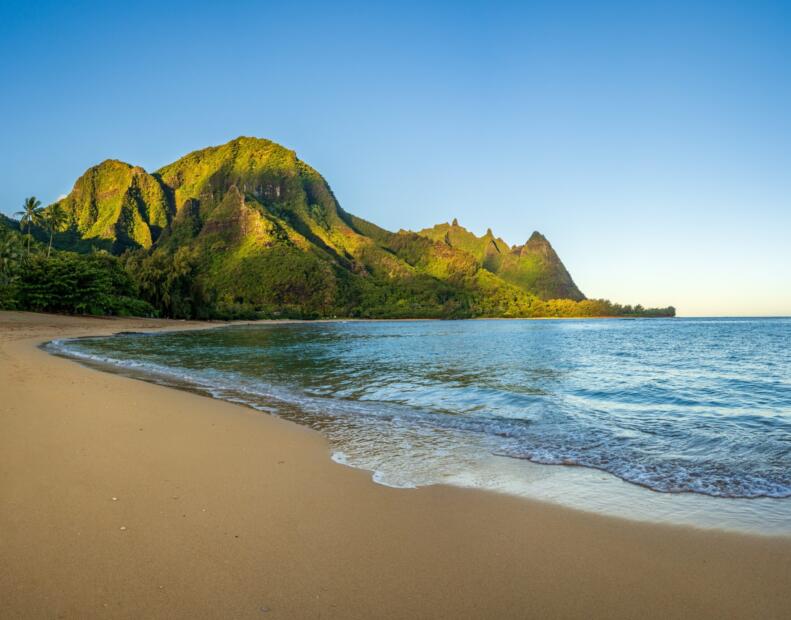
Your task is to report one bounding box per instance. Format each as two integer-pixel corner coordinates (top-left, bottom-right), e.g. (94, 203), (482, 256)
(45, 324), (791, 537)
(2, 310), (790, 618)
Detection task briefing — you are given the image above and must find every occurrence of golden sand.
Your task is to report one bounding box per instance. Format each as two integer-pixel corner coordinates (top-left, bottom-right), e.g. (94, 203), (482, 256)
(1, 311), (789, 618)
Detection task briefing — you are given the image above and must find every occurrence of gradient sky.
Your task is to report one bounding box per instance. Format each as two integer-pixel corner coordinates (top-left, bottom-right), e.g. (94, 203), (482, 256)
(1, 1), (789, 316)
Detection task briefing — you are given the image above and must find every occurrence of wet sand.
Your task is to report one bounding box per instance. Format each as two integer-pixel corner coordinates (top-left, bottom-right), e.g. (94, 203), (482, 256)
(1, 310), (790, 619)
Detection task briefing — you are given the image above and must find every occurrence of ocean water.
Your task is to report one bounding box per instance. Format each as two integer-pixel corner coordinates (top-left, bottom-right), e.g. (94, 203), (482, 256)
(46, 318), (791, 534)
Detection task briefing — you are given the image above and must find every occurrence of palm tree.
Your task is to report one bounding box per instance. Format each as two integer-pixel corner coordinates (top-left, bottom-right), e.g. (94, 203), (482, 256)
(15, 196), (43, 255)
(43, 204), (67, 257)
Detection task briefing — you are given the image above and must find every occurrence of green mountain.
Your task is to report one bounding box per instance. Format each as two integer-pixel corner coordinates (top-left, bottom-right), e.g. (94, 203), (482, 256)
(141, 137), (537, 317)
(24, 136), (673, 319)
(53, 160), (173, 252)
(419, 221), (584, 300)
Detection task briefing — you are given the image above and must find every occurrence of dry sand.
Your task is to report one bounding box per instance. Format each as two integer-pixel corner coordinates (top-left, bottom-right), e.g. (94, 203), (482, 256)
(1, 310), (789, 619)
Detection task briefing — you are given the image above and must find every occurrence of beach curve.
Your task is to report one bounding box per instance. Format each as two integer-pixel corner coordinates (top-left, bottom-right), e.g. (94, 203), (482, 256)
(1, 310), (790, 619)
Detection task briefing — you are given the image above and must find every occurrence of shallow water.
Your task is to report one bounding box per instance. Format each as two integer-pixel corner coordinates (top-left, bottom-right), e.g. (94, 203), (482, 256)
(47, 318), (791, 534)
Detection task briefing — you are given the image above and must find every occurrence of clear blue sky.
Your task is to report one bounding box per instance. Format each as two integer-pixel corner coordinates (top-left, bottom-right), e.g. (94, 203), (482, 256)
(1, 1), (789, 316)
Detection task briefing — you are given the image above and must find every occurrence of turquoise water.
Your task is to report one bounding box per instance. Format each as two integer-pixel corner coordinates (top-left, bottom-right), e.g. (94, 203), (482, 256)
(47, 318), (791, 532)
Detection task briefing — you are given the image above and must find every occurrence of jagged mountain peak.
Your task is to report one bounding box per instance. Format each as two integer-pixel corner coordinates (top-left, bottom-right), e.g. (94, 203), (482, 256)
(517, 231), (552, 256)
(419, 222), (583, 300)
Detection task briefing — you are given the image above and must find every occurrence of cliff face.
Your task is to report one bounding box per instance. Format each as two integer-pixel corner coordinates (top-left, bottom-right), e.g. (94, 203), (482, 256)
(53, 160), (172, 252)
(419, 221), (584, 300)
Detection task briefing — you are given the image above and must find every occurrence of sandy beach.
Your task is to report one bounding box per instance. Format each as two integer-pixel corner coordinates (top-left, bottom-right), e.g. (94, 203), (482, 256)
(1, 311), (790, 619)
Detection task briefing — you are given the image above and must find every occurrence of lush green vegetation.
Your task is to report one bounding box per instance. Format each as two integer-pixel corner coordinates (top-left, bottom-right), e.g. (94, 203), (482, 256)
(0, 223), (154, 316)
(0, 138), (675, 320)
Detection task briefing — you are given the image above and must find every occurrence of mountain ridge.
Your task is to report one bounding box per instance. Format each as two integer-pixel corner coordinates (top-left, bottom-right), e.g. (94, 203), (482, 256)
(419, 221), (584, 300)
(4, 136), (674, 319)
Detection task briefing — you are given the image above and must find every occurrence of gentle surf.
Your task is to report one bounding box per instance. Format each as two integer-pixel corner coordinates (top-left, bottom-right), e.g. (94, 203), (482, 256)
(47, 317), (791, 533)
